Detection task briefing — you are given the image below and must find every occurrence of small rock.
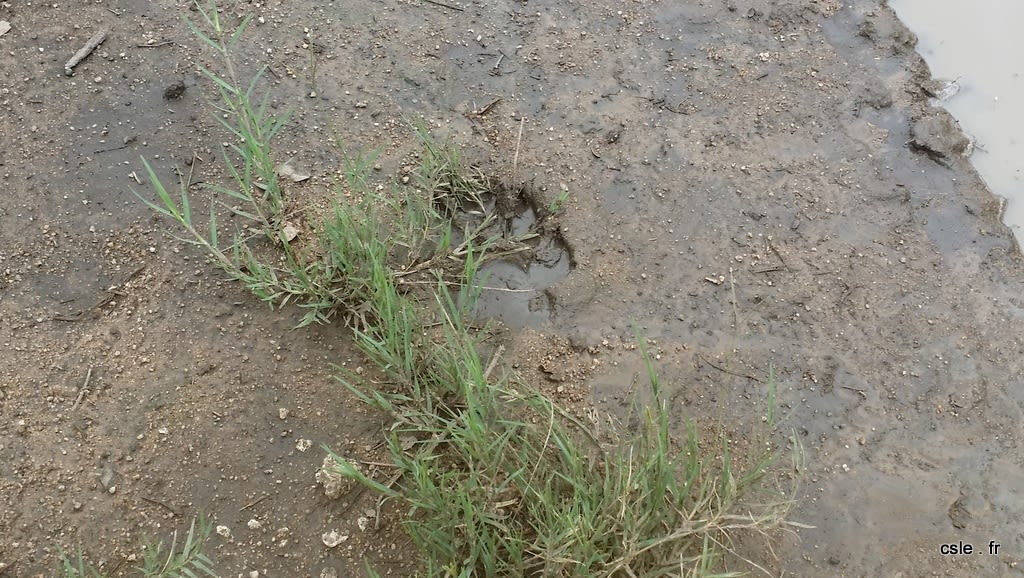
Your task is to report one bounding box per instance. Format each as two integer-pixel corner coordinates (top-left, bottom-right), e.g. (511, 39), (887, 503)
(216, 525), (231, 539)
(321, 529), (348, 548)
(296, 438), (312, 452)
(278, 407), (289, 420)
(909, 112), (971, 162)
(320, 567), (338, 578)
(281, 221), (301, 242)
(99, 464), (116, 491)
(247, 518), (262, 530)
(163, 80), (186, 101)
(276, 161), (310, 183)
(949, 494), (972, 529)
(921, 77), (960, 101)
(315, 456), (348, 499)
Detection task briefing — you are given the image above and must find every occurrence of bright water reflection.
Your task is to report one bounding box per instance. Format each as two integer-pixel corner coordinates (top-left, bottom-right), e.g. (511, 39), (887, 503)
(890, 0), (1024, 237)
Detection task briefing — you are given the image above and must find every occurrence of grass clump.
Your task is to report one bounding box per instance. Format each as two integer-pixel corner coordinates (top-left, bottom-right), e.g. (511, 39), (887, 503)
(135, 2), (802, 576)
(547, 183), (571, 216)
(59, 517), (217, 578)
(329, 274), (798, 576)
(136, 2), (520, 328)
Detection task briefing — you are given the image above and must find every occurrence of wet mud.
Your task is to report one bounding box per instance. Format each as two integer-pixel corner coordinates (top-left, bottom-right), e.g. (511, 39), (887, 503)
(2, 1), (1024, 576)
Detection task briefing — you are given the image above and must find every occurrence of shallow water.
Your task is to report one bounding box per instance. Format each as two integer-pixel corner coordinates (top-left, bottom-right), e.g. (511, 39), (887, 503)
(889, 0), (1024, 237)
(471, 205), (572, 328)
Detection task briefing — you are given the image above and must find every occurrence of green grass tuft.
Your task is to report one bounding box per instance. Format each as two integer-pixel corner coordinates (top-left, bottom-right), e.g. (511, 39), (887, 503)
(58, 516), (218, 578)
(131, 2), (804, 576)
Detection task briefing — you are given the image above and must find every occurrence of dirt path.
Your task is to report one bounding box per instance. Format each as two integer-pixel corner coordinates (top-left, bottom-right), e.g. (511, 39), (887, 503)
(2, 0), (1023, 576)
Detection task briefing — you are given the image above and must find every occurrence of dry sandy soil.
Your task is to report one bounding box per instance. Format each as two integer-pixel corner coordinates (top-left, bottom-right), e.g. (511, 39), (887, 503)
(3, 0), (1024, 576)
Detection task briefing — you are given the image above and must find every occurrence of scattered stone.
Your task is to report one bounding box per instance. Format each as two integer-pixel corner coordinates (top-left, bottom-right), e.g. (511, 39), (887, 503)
(315, 455), (348, 499)
(276, 160), (310, 183)
(278, 407), (289, 420)
(321, 529), (348, 548)
(949, 494), (971, 529)
(273, 527), (290, 546)
(216, 525), (232, 539)
(296, 438), (312, 452)
(163, 81), (186, 101)
(909, 112), (971, 163)
(99, 464), (115, 491)
(281, 221), (301, 242)
(920, 77), (960, 101)
(247, 518), (262, 530)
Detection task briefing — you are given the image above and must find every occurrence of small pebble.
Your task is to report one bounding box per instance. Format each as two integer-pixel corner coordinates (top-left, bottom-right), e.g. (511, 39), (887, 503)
(163, 80), (186, 100)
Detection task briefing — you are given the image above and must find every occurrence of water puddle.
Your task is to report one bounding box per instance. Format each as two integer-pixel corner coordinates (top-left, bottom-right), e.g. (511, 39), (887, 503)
(470, 202), (573, 328)
(889, 0), (1024, 238)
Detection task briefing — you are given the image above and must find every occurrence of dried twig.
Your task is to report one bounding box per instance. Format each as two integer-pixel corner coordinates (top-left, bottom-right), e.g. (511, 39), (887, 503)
(240, 494), (270, 511)
(484, 345), (505, 381)
(467, 98), (501, 117)
(767, 239), (791, 272)
(374, 471), (404, 530)
(140, 496), (180, 517)
(418, 0), (463, 10)
(355, 459), (401, 468)
(841, 385), (867, 399)
(65, 29), (109, 76)
(512, 116), (525, 180)
(72, 367), (94, 411)
(697, 353), (764, 383)
(53, 293), (116, 322)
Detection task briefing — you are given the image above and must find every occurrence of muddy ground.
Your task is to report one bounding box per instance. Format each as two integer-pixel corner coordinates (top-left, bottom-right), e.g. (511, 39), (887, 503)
(3, 0), (1024, 576)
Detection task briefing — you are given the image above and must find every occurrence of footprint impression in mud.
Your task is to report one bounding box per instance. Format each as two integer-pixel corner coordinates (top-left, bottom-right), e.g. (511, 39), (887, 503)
(463, 183), (573, 328)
